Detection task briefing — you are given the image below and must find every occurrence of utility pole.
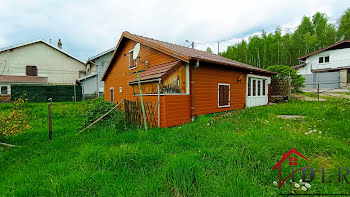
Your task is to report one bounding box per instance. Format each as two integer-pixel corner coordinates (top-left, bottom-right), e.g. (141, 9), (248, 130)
(186, 40), (195, 49)
(218, 41), (220, 55)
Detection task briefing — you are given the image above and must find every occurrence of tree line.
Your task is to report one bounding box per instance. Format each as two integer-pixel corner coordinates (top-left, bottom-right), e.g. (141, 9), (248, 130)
(219, 8), (350, 69)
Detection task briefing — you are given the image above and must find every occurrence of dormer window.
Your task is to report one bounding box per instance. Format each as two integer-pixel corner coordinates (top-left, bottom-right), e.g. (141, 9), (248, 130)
(319, 55), (329, 64)
(129, 50), (137, 70)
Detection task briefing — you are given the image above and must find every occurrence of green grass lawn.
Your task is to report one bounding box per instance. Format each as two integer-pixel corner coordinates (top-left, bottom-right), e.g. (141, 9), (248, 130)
(1, 100), (350, 196)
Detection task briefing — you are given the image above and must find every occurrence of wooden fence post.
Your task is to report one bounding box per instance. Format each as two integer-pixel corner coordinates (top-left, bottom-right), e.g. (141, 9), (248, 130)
(48, 102), (52, 140)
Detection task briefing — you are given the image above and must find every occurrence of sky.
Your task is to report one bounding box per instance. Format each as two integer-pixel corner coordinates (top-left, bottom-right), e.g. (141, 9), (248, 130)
(0, 0), (349, 62)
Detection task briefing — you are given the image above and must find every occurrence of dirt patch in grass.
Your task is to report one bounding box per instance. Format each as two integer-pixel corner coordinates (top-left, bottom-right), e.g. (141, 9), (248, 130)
(277, 115), (305, 119)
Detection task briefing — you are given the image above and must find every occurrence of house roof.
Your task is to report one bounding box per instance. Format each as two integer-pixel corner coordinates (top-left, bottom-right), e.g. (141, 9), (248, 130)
(311, 66), (350, 73)
(0, 75), (48, 85)
(128, 60), (182, 84)
(87, 48), (114, 63)
(76, 73), (97, 82)
(291, 63), (306, 69)
(0, 39), (85, 64)
(102, 31), (275, 81)
(298, 40), (350, 61)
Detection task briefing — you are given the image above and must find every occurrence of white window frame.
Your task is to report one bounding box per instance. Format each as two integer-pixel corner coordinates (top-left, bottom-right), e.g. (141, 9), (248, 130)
(319, 55), (330, 64)
(218, 83), (230, 108)
(0, 85), (9, 95)
(110, 87), (114, 102)
(128, 49), (137, 70)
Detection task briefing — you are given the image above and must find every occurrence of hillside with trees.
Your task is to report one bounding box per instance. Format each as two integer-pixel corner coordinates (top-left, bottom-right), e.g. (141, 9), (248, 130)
(220, 8), (350, 69)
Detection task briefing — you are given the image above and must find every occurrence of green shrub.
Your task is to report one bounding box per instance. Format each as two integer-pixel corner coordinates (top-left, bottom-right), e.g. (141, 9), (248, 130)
(266, 65), (305, 90)
(82, 98), (127, 131)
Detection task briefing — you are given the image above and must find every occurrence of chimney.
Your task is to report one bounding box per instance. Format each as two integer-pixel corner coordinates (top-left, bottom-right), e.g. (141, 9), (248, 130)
(58, 39), (62, 49)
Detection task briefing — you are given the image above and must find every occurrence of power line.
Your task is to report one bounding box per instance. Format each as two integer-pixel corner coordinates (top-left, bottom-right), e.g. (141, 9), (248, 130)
(192, 16), (341, 47)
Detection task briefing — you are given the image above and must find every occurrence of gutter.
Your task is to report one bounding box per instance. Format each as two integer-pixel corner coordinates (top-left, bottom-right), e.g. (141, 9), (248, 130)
(128, 78), (161, 85)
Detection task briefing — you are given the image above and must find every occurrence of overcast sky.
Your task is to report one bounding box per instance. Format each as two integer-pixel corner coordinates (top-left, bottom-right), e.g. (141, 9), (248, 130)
(0, 0), (349, 62)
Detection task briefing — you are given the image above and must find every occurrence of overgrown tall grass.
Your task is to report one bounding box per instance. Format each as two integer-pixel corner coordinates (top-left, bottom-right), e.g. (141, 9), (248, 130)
(0, 99), (349, 196)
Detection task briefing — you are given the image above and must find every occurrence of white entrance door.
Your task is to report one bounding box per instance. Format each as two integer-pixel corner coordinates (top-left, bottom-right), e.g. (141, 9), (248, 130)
(246, 74), (270, 107)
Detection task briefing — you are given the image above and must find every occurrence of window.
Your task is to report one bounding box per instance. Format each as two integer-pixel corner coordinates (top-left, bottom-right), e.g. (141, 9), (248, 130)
(263, 80), (266, 96)
(218, 83), (230, 108)
(119, 87), (122, 93)
(110, 88), (114, 102)
(258, 80), (261, 96)
(1, 86), (8, 95)
(26, 66), (38, 76)
(248, 78), (251, 96)
(319, 55), (330, 64)
(253, 80), (256, 96)
(129, 50), (137, 69)
(319, 57), (324, 63)
(325, 56), (329, 63)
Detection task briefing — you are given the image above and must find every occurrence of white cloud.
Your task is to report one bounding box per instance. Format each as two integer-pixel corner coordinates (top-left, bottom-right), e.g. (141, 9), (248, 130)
(0, 0), (349, 60)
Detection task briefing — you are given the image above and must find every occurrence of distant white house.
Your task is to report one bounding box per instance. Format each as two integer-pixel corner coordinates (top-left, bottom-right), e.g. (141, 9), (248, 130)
(0, 39), (86, 101)
(294, 40), (350, 89)
(77, 48), (114, 98)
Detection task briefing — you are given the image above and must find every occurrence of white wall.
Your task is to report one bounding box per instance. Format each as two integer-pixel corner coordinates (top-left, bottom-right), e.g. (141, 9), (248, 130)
(0, 42), (85, 85)
(298, 48), (350, 75)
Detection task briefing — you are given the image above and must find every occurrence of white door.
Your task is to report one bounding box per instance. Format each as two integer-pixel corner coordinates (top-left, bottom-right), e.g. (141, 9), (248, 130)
(246, 75), (270, 107)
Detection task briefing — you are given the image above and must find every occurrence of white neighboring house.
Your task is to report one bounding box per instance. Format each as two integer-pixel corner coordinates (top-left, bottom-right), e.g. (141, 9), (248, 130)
(77, 48), (114, 98)
(294, 40), (350, 89)
(0, 39), (86, 101)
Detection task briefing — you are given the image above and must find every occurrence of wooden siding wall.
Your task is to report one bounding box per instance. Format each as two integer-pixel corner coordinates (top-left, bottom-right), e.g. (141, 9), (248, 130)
(161, 95), (191, 127)
(132, 64), (187, 95)
(104, 39), (191, 127)
(104, 39), (176, 103)
(191, 62), (247, 116)
(162, 65), (186, 93)
(0, 95), (10, 102)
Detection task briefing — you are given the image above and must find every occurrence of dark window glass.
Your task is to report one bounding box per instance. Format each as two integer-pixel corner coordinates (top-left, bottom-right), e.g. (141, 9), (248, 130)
(1, 86), (8, 94)
(248, 78), (251, 96)
(325, 56), (329, 62)
(253, 80), (256, 96)
(319, 57), (324, 63)
(26, 66), (38, 76)
(263, 80), (266, 95)
(258, 80), (261, 96)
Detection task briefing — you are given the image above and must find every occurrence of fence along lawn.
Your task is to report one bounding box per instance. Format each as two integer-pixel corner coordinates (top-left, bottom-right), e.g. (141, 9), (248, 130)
(0, 99), (350, 196)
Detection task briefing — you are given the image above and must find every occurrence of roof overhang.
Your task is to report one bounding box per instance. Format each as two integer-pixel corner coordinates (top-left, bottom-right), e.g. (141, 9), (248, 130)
(298, 40), (350, 61)
(101, 32), (190, 81)
(0, 75), (48, 85)
(77, 73), (97, 82)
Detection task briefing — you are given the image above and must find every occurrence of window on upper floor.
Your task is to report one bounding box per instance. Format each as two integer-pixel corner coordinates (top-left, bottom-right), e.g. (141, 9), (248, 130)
(325, 56), (329, 63)
(129, 50), (137, 70)
(26, 65), (38, 76)
(319, 55), (329, 64)
(319, 57), (323, 63)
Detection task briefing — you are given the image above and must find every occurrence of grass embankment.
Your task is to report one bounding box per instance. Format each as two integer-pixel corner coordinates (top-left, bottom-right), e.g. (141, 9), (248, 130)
(0, 100), (350, 196)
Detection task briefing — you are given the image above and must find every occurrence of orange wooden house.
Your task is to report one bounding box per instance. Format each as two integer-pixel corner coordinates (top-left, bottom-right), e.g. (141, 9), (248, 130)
(101, 31), (275, 127)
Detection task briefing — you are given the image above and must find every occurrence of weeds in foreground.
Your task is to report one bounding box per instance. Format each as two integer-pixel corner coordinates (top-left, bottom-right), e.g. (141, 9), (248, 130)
(0, 98), (31, 139)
